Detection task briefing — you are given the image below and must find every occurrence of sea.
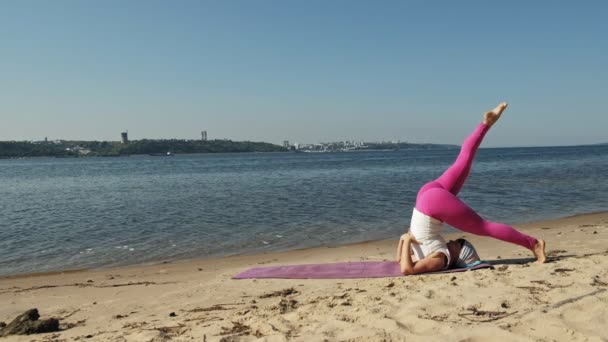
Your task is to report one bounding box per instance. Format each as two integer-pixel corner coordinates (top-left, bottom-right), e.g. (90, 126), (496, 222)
(1, 145), (607, 276)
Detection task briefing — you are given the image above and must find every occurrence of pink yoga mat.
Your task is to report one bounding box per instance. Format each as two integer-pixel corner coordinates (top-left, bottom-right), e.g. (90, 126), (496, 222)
(232, 261), (493, 279)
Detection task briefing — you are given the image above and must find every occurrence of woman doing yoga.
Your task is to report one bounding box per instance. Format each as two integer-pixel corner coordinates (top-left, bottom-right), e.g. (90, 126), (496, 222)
(396, 102), (547, 275)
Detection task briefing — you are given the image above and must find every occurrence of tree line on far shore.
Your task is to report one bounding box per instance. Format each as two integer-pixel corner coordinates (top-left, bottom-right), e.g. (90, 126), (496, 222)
(0, 139), (287, 158)
(0, 139), (464, 158)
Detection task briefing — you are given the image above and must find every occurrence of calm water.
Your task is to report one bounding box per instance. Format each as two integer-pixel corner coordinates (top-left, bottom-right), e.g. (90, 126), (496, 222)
(1, 145), (607, 276)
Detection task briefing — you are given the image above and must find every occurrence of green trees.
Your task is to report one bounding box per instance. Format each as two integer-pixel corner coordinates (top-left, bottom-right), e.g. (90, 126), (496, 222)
(115, 139), (286, 155)
(0, 140), (287, 158)
(0, 142), (74, 158)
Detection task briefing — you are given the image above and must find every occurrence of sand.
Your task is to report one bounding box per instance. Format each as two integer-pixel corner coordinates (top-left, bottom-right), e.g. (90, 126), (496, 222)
(1, 212), (607, 341)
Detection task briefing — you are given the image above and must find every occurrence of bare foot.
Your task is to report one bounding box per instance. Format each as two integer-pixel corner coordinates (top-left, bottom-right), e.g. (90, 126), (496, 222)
(533, 239), (547, 264)
(483, 102), (508, 127)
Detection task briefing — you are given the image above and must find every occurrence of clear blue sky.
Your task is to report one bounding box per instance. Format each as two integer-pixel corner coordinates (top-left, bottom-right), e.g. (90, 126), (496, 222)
(1, 1), (606, 147)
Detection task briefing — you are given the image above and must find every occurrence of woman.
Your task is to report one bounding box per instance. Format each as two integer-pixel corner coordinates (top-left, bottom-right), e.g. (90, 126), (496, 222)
(396, 102), (547, 275)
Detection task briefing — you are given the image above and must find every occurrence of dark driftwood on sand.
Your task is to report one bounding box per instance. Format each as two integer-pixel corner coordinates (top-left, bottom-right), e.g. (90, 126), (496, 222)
(0, 308), (60, 337)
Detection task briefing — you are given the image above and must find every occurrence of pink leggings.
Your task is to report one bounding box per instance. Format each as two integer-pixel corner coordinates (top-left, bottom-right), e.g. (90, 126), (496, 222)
(415, 123), (537, 250)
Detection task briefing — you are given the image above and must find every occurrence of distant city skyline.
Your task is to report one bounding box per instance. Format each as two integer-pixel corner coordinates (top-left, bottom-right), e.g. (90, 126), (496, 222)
(15, 130), (605, 149)
(1, 1), (607, 147)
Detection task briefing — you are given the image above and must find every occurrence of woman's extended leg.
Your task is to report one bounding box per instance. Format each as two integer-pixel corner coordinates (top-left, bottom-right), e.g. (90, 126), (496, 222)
(435, 102), (507, 195)
(419, 187), (534, 248)
(418, 187), (546, 262)
(416, 103), (507, 200)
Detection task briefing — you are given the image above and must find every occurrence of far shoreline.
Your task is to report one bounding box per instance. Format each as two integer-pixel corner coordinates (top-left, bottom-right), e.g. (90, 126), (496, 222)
(1, 142), (606, 160)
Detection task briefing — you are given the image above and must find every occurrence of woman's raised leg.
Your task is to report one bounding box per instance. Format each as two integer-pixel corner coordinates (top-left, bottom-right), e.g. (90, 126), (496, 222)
(434, 103), (508, 195)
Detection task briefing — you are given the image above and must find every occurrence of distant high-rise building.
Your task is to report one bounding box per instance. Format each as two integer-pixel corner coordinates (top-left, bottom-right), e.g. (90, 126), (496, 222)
(201, 131), (208, 141)
(121, 131), (129, 144)
(283, 140), (290, 148)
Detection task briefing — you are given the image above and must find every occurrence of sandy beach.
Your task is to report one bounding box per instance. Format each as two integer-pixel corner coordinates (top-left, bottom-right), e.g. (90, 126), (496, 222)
(1, 212), (607, 341)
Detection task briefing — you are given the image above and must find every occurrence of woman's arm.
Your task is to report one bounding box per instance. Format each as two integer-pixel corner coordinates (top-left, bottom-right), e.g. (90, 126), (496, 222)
(399, 234), (446, 275)
(395, 237), (405, 262)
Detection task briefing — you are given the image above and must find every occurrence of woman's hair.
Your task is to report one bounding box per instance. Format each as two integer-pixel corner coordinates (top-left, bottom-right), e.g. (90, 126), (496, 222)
(454, 239), (481, 268)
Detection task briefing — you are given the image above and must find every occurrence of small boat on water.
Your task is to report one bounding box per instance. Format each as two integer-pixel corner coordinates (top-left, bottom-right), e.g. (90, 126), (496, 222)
(149, 152), (175, 157)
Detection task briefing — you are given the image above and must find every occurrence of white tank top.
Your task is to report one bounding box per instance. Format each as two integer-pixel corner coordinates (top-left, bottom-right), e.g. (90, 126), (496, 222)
(409, 208), (451, 268)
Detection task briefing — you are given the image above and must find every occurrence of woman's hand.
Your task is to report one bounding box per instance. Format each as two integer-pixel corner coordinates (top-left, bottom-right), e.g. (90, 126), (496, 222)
(397, 232), (419, 262)
(401, 232), (420, 245)
(395, 238), (404, 262)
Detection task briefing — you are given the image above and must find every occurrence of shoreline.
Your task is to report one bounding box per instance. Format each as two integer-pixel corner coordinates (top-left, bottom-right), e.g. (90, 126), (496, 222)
(1, 211), (607, 341)
(3, 210), (606, 281)
(1, 142), (606, 160)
